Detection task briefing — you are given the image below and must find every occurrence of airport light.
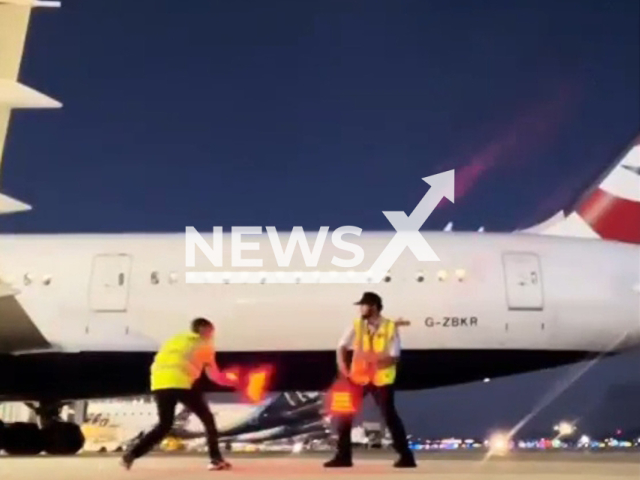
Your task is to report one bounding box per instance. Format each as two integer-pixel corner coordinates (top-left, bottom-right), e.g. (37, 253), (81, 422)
(577, 435), (590, 447)
(486, 432), (511, 456)
(554, 421), (576, 437)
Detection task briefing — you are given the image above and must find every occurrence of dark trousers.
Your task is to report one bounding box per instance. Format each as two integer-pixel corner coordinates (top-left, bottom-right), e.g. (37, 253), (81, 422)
(335, 384), (413, 460)
(128, 388), (222, 462)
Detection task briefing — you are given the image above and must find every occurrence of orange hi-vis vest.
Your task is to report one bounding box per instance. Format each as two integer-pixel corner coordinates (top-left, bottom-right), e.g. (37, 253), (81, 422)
(349, 317), (397, 386)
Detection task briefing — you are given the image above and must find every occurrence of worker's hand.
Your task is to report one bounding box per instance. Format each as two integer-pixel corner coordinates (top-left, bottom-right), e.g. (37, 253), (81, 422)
(220, 375), (240, 388)
(338, 363), (350, 380)
(395, 317), (411, 327)
(362, 351), (380, 364)
(211, 368), (240, 388)
(375, 355), (397, 369)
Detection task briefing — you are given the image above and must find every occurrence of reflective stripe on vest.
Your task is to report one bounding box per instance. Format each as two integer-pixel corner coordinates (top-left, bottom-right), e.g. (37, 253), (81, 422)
(349, 317), (397, 386)
(150, 332), (205, 391)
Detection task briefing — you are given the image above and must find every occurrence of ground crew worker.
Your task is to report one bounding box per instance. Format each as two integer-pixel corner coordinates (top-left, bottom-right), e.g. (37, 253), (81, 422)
(324, 292), (416, 469)
(121, 318), (236, 471)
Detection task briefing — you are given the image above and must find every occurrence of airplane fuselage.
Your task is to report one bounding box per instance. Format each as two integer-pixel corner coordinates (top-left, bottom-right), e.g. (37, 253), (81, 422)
(1, 231), (639, 401)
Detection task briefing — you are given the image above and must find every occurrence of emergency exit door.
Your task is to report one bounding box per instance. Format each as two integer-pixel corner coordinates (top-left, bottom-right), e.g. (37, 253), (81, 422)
(89, 254), (132, 312)
(502, 252), (544, 311)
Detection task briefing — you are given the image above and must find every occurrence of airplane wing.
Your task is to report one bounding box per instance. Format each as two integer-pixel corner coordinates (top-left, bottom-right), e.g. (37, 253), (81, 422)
(0, 281), (19, 298)
(0, 191), (31, 213)
(0, 2), (31, 173)
(0, 1), (61, 213)
(0, 294), (51, 353)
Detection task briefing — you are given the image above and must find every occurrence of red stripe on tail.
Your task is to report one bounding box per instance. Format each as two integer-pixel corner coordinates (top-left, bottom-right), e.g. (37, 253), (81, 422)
(577, 188), (640, 244)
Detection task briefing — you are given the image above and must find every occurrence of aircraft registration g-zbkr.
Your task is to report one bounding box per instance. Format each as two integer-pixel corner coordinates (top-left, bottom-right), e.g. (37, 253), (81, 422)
(0, 2), (639, 456)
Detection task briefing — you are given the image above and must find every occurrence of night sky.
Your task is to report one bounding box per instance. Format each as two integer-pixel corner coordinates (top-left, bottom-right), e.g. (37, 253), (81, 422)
(2, 0), (639, 437)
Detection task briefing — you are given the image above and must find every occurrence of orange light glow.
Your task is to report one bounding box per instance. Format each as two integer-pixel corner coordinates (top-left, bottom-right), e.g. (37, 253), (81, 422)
(221, 364), (274, 404)
(325, 379), (362, 416)
(241, 365), (274, 404)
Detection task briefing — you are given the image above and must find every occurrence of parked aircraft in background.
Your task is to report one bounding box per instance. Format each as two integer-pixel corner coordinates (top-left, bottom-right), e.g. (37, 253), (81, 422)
(0, 2), (638, 457)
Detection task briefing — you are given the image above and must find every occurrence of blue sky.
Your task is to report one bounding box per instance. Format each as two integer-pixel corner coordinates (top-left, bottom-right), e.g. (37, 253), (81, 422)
(1, 0), (639, 436)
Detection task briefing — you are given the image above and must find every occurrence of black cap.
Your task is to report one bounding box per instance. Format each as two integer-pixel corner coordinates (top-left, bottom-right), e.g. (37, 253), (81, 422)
(354, 292), (382, 309)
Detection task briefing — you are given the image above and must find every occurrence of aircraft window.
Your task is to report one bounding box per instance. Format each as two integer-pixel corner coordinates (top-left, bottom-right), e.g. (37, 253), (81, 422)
(455, 269), (466, 281)
(118, 273), (125, 286)
(43, 275), (52, 286)
(383, 273), (391, 283)
(437, 270), (447, 281)
(23, 273), (32, 286)
(416, 272), (425, 282)
(151, 271), (159, 285)
(168, 272), (178, 284)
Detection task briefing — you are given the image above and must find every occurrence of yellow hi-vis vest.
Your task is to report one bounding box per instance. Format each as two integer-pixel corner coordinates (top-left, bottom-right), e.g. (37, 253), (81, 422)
(349, 317), (397, 386)
(150, 332), (212, 391)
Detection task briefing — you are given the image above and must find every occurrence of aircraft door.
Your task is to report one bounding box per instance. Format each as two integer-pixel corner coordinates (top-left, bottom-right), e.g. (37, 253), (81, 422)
(502, 252), (544, 311)
(89, 254), (132, 312)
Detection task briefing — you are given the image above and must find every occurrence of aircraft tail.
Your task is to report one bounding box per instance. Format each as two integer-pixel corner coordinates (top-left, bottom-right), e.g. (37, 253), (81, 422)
(524, 134), (640, 244)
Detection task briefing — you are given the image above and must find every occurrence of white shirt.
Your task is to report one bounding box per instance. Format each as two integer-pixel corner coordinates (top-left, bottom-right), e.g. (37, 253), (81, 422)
(338, 318), (401, 357)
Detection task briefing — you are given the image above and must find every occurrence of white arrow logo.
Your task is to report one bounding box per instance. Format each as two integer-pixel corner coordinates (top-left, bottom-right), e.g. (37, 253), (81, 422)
(366, 169), (455, 283)
(185, 169), (455, 284)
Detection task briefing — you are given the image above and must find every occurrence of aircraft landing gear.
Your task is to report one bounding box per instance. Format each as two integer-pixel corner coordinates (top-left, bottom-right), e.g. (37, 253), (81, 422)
(40, 421), (84, 455)
(0, 401), (85, 455)
(0, 420), (5, 451)
(3, 422), (44, 455)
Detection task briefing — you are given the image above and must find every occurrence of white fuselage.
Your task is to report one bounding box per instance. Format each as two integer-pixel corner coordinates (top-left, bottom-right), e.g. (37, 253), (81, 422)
(1, 231), (639, 399)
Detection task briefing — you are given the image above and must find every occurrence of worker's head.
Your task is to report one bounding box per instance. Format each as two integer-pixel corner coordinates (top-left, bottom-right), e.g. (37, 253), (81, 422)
(354, 292), (382, 319)
(191, 317), (214, 340)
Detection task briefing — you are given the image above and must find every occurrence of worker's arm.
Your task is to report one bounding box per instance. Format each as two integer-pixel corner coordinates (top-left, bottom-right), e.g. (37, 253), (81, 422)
(375, 327), (401, 369)
(200, 346), (237, 387)
(336, 326), (354, 378)
(205, 362), (236, 387)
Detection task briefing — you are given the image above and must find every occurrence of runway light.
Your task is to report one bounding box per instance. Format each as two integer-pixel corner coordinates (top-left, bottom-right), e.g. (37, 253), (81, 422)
(578, 435), (590, 447)
(554, 421), (576, 437)
(487, 432), (511, 456)
(291, 442), (303, 454)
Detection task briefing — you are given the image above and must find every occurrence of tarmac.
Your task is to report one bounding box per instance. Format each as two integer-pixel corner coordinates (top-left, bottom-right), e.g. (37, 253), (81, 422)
(1, 451), (639, 480)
